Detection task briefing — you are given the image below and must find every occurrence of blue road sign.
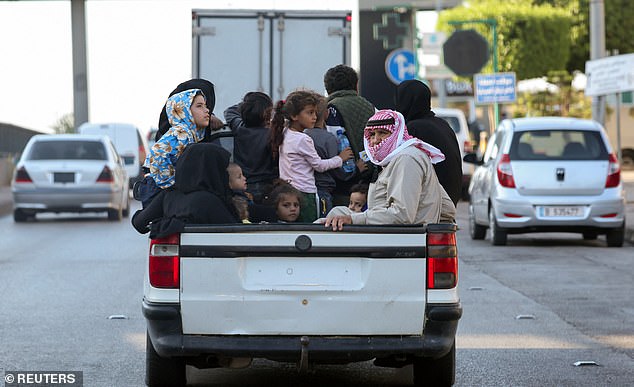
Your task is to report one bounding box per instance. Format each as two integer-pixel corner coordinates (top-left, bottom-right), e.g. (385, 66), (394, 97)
(474, 72), (517, 104)
(385, 48), (416, 85)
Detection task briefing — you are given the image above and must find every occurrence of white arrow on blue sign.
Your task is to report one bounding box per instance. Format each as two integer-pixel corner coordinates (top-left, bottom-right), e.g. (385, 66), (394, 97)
(474, 72), (517, 104)
(385, 48), (416, 85)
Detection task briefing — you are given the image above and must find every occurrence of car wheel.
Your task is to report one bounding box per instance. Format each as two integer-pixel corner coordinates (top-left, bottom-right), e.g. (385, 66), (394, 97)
(107, 207), (122, 221)
(122, 196), (130, 218)
(146, 332), (186, 387)
(606, 223), (624, 247)
(413, 340), (455, 387)
(489, 209), (507, 246)
(14, 209), (28, 223)
(582, 232), (598, 240)
(469, 204), (486, 240)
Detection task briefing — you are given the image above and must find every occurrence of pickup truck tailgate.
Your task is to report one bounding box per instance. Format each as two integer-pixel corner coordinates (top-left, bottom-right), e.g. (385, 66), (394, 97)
(179, 228), (428, 335)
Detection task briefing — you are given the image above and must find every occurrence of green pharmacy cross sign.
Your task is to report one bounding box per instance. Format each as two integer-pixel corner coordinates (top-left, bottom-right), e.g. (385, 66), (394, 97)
(373, 13), (410, 50)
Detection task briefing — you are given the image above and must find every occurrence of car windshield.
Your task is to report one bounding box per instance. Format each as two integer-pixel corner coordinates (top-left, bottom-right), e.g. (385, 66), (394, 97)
(510, 130), (607, 161)
(28, 140), (107, 161)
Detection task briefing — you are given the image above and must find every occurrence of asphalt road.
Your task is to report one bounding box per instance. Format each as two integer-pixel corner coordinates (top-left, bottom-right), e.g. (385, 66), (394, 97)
(0, 201), (632, 386)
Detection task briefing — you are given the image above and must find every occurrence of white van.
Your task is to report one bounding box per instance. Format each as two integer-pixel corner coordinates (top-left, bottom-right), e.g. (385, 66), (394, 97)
(78, 123), (148, 187)
(434, 108), (475, 199)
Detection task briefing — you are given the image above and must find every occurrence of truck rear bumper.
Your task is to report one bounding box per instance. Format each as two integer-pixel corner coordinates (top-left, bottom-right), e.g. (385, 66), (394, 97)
(143, 300), (461, 362)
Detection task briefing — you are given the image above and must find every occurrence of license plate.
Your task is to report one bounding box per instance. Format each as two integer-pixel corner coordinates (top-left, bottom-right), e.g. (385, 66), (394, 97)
(540, 206), (583, 217)
(54, 172), (75, 183)
(122, 156), (135, 165)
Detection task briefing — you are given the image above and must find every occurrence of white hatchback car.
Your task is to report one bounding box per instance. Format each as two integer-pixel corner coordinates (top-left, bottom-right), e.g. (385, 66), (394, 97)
(464, 117), (625, 247)
(12, 134), (130, 222)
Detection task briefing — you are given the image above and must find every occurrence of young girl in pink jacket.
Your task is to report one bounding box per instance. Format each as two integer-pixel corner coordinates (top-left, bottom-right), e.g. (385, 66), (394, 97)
(270, 90), (353, 222)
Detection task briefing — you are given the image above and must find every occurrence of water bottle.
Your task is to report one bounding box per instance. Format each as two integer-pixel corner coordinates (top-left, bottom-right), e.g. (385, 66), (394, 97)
(336, 129), (355, 173)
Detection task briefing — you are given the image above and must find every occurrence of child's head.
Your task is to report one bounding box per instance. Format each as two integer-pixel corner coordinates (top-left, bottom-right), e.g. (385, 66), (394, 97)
(324, 64), (359, 94)
(165, 89), (209, 131)
(348, 183), (368, 213)
(265, 180), (302, 222)
(190, 91), (210, 129)
(231, 195), (250, 222)
(239, 91), (273, 127)
(227, 162), (247, 191)
(270, 90), (321, 157)
(313, 93), (328, 129)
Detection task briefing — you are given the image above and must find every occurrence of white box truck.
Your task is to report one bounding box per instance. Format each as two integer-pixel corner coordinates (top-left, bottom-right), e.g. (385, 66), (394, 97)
(192, 9), (351, 116)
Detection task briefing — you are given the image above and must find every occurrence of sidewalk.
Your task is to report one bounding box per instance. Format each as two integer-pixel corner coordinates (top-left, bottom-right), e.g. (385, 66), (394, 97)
(1, 175), (634, 244)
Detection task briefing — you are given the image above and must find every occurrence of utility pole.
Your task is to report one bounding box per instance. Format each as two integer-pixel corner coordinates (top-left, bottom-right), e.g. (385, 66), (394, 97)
(589, 0), (605, 125)
(71, 0), (89, 131)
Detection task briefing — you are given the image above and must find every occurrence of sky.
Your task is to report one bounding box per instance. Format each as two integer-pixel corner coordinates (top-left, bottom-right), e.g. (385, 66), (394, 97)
(0, 0), (356, 135)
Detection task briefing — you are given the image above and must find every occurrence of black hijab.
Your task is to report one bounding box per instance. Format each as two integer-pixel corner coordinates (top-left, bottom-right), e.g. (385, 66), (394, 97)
(156, 79), (216, 142)
(395, 80), (434, 122)
(394, 79), (463, 206)
(176, 143), (234, 209)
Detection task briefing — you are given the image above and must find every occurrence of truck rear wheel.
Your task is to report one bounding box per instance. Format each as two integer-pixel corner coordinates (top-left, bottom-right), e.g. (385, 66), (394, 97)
(146, 332), (186, 387)
(413, 340), (455, 386)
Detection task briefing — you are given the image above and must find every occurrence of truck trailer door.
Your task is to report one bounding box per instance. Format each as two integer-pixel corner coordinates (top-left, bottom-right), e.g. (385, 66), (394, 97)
(192, 9), (350, 116)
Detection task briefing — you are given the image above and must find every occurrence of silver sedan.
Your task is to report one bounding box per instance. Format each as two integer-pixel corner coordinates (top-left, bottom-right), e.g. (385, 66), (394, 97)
(11, 134), (129, 222)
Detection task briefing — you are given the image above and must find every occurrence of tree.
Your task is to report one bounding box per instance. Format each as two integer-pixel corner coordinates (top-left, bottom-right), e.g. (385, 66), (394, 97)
(532, 0), (634, 72)
(52, 113), (74, 134)
(437, 0), (571, 79)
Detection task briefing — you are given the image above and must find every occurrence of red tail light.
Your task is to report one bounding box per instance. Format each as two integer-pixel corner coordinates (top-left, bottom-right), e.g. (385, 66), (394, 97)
(605, 153), (620, 188)
(149, 234), (180, 288)
(497, 154), (516, 188)
(96, 166), (114, 183)
(14, 166), (32, 183)
(427, 231), (457, 289)
(463, 140), (474, 154)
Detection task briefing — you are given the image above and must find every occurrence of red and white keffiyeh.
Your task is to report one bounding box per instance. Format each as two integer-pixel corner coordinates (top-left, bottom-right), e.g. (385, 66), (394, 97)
(363, 109), (445, 167)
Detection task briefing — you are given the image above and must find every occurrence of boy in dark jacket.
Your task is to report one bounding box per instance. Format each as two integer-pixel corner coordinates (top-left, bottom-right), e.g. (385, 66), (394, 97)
(224, 91), (278, 203)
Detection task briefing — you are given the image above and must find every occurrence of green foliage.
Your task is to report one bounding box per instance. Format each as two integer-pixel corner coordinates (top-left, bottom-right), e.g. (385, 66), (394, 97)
(52, 113), (74, 134)
(512, 70), (591, 119)
(437, 0), (571, 79)
(533, 0), (634, 72)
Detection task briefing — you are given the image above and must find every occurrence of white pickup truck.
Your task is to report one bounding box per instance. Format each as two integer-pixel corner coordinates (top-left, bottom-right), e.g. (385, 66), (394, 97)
(143, 222), (461, 386)
(141, 129), (461, 386)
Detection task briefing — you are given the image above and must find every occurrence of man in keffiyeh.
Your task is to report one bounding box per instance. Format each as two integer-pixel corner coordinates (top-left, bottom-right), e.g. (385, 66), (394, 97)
(318, 109), (456, 230)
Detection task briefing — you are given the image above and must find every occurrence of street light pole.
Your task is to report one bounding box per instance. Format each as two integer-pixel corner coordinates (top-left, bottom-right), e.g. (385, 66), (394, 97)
(589, 0), (606, 125)
(71, 0), (89, 131)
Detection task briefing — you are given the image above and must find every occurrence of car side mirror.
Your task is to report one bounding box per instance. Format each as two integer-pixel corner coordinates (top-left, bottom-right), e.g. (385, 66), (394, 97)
(463, 152), (483, 165)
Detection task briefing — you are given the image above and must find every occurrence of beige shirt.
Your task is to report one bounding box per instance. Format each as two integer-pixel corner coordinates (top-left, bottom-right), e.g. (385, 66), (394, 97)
(328, 145), (455, 225)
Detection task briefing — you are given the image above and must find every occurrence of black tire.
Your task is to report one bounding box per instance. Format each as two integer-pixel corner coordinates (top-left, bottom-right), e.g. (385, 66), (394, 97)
(469, 204), (486, 240)
(107, 207), (122, 221)
(582, 232), (598, 240)
(146, 332), (186, 387)
(122, 197), (130, 218)
(13, 209), (28, 223)
(606, 223), (624, 247)
(413, 341), (455, 387)
(489, 209), (507, 246)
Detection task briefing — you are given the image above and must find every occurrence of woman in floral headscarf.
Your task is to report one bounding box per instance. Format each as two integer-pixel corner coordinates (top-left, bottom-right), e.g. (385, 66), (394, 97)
(137, 89), (210, 206)
(319, 109), (456, 230)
